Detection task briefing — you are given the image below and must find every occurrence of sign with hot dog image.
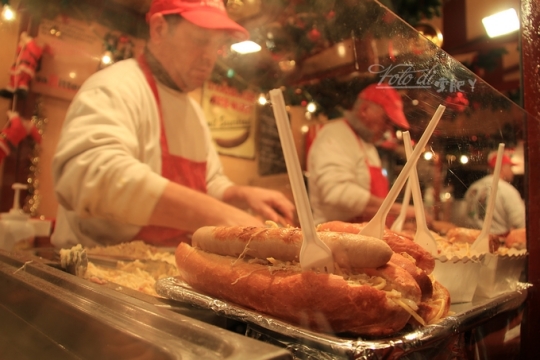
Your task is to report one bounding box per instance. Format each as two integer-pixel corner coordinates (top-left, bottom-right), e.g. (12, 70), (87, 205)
(202, 81), (256, 159)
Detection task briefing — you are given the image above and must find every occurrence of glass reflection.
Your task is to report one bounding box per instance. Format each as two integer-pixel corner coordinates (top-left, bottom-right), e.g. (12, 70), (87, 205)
(217, 0), (526, 227)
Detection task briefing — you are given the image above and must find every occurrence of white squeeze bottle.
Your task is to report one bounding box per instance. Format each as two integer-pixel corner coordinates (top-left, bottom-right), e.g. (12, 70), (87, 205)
(0, 183), (35, 251)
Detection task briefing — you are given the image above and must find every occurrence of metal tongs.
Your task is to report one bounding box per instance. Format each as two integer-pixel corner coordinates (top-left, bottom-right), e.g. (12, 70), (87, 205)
(269, 89), (334, 273)
(59, 245), (89, 277)
(470, 143), (505, 255)
(360, 105), (446, 240)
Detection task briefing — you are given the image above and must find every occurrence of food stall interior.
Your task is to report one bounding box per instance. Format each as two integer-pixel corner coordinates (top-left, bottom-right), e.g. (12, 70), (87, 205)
(0, 0), (539, 359)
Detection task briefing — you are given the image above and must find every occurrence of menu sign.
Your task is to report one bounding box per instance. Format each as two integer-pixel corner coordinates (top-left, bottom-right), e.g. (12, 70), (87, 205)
(257, 105), (287, 176)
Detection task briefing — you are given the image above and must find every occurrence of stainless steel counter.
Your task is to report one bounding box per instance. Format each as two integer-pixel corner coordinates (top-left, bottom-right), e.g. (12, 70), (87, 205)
(0, 250), (292, 360)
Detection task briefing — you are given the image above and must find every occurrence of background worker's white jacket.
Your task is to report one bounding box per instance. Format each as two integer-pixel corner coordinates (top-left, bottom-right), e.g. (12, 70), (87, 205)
(51, 59), (232, 248)
(464, 174), (525, 234)
(307, 119), (381, 224)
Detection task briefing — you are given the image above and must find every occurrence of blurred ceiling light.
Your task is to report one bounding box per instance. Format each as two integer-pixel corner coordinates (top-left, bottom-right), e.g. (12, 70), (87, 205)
(306, 102), (317, 113)
(414, 23), (444, 47)
(231, 41), (261, 54)
(459, 155), (469, 164)
(257, 94), (267, 106)
(101, 51), (113, 66)
(336, 43), (347, 57)
(482, 8), (520, 38)
(423, 151), (433, 161)
(1, 4), (16, 21)
(278, 59), (296, 72)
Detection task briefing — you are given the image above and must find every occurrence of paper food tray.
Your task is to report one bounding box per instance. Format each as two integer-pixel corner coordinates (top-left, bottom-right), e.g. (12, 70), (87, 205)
(432, 256), (483, 304)
(156, 277), (530, 360)
(474, 253), (528, 299)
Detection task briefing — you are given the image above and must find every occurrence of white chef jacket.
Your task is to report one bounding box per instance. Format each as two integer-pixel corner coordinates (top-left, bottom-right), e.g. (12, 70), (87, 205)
(463, 174), (525, 234)
(307, 119), (381, 224)
(51, 59), (233, 248)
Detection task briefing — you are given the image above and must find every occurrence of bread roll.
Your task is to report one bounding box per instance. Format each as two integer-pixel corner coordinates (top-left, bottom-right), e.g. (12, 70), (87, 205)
(505, 228), (526, 250)
(176, 226), (451, 336)
(176, 242), (422, 336)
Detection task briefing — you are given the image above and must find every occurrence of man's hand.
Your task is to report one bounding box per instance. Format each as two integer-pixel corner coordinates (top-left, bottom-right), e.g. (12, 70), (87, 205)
(223, 185), (296, 226)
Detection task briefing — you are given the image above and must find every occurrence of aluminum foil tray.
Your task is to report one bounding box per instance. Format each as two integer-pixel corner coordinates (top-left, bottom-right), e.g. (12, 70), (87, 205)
(156, 277), (530, 360)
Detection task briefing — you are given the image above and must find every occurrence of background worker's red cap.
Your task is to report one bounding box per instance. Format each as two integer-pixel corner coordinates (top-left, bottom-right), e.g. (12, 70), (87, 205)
(146, 0), (249, 40)
(358, 83), (410, 129)
(488, 151), (517, 168)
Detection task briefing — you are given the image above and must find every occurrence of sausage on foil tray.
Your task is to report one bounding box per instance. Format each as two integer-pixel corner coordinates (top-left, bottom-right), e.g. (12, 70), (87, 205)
(175, 225), (451, 336)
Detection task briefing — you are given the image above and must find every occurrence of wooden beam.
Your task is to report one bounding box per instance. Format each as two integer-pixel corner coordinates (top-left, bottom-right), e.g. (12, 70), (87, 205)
(445, 33), (519, 56)
(442, 0), (467, 52)
(520, 0), (540, 359)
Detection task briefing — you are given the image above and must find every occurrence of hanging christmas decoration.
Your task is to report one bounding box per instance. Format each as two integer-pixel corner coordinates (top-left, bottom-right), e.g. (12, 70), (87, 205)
(19, 0), (147, 38)
(98, 32), (135, 70)
(0, 32), (47, 99)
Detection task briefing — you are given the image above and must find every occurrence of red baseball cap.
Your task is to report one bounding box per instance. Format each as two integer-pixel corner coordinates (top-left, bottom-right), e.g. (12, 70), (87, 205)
(488, 152), (517, 168)
(358, 83), (410, 130)
(146, 0), (249, 40)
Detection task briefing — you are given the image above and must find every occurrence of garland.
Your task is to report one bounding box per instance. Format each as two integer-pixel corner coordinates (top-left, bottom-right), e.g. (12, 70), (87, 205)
(19, 0), (147, 38)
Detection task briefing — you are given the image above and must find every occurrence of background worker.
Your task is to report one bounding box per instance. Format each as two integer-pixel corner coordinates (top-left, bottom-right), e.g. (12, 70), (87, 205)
(464, 151), (525, 235)
(308, 83), (415, 225)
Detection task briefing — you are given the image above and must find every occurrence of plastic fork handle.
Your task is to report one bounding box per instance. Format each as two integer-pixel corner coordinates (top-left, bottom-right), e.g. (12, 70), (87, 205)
(390, 179), (411, 232)
(402, 132), (427, 230)
(403, 132), (437, 254)
(269, 90), (332, 266)
(361, 105), (446, 239)
(471, 143), (505, 254)
(269, 89), (316, 233)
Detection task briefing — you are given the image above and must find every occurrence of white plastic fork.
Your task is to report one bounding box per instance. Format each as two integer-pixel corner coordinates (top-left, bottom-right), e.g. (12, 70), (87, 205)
(402, 131), (438, 255)
(360, 105), (446, 240)
(269, 89), (334, 273)
(470, 143), (505, 255)
(390, 178), (411, 233)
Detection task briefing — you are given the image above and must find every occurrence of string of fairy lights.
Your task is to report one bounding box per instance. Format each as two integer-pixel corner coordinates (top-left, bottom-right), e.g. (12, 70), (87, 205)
(24, 99), (47, 217)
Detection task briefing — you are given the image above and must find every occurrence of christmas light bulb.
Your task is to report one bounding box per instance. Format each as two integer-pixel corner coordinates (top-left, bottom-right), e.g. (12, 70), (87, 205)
(101, 51), (113, 66)
(1, 4), (16, 22)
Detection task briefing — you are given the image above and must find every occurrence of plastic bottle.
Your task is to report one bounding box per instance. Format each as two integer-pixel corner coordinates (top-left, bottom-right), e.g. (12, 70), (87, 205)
(0, 183), (35, 251)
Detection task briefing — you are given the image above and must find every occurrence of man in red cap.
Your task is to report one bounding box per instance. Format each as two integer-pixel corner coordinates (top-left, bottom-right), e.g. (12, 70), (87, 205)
(51, 0), (294, 249)
(307, 83), (414, 225)
(463, 151), (525, 235)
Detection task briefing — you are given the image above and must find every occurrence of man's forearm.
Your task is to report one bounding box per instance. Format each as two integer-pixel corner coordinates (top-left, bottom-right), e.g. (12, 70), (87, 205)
(363, 195), (405, 218)
(148, 182), (263, 231)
